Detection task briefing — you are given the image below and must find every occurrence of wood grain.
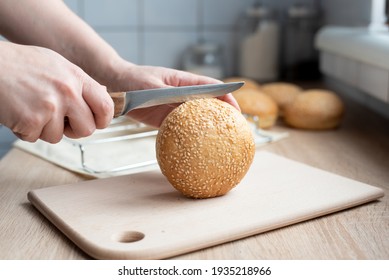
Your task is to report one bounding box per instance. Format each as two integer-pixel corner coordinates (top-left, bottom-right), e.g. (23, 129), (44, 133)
(26, 152), (383, 259)
(109, 92), (125, 117)
(1, 83), (388, 259)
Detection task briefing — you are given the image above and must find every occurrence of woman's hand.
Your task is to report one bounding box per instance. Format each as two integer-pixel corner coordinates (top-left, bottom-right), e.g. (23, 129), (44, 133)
(0, 42), (114, 143)
(105, 62), (240, 127)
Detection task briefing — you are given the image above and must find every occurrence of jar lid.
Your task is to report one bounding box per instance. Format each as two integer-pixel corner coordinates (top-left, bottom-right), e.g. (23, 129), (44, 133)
(246, 3), (271, 18)
(288, 3), (315, 18)
(191, 43), (220, 54)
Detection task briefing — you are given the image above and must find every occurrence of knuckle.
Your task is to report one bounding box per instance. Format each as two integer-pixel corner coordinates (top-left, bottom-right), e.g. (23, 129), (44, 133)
(44, 136), (62, 144)
(97, 99), (114, 128)
(77, 125), (96, 138)
(41, 98), (57, 114)
(20, 113), (42, 130)
(15, 131), (38, 143)
(12, 113), (44, 142)
(102, 97), (114, 114)
(40, 130), (63, 144)
(22, 136), (38, 143)
(85, 125), (96, 136)
(54, 78), (79, 101)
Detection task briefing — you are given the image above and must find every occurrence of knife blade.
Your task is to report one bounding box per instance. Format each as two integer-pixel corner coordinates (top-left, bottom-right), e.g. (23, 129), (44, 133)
(109, 82), (244, 117)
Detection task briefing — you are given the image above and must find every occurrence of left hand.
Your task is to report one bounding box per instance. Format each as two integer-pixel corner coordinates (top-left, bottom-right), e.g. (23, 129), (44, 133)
(104, 63), (240, 127)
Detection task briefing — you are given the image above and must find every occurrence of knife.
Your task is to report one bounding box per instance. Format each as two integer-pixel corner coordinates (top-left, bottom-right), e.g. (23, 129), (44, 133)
(109, 82), (244, 117)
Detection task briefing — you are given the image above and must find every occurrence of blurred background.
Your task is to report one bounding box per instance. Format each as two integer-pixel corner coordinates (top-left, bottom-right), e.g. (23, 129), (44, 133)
(61, 0), (373, 78)
(1, 0), (388, 157)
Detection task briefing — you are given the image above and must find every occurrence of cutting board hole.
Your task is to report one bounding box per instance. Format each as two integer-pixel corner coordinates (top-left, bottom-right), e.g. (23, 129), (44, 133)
(113, 231), (145, 243)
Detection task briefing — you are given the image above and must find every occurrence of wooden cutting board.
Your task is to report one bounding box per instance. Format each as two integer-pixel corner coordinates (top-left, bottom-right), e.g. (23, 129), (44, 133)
(28, 151), (384, 260)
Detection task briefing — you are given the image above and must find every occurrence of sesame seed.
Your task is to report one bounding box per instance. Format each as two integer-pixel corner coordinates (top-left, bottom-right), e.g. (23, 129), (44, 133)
(156, 98), (255, 199)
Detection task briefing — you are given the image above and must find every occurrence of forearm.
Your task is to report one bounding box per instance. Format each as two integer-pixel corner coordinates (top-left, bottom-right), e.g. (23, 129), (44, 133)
(0, 0), (130, 88)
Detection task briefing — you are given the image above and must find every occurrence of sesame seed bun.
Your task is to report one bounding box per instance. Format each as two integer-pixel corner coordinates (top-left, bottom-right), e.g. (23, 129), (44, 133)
(156, 98), (255, 199)
(232, 88), (278, 129)
(261, 82), (303, 115)
(284, 89), (344, 130)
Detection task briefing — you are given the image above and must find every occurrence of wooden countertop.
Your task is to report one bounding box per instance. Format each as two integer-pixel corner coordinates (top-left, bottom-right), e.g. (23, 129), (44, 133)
(1, 86), (388, 260)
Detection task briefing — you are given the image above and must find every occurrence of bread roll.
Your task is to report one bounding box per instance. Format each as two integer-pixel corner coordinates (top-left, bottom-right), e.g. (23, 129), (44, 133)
(223, 76), (261, 91)
(233, 88), (278, 129)
(156, 98), (255, 199)
(284, 89), (344, 130)
(261, 82), (302, 115)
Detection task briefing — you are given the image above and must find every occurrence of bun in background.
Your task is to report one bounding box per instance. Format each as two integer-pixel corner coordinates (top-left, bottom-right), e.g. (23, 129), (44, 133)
(232, 88), (278, 129)
(284, 89), (344, 130)
(261, 82), (302, 115)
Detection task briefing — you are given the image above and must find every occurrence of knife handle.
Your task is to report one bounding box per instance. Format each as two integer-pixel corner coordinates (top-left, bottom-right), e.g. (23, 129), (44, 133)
(109, 92), (125, 118)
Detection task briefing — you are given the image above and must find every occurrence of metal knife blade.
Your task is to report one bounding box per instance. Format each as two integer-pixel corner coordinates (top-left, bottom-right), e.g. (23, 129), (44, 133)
(110, 82), (244, 117)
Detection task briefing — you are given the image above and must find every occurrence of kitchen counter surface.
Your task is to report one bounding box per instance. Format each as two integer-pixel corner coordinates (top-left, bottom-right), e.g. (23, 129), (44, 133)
(1, 84), (388, 260)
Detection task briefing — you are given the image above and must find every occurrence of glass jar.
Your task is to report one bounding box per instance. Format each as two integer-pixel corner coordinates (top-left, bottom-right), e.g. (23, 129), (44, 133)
(182, 42), (225, 80)
(283, 3), (321, 80)
(238, 2), (280, 82)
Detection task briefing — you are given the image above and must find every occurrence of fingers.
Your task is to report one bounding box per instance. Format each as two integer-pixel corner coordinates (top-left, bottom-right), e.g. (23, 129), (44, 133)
(181, 72), (240, 111)
(8, 100), (52, 142)
(9, 89), (95, 143)
(128, 104), (178, 128)
(64, 98), (96, 139)
(165, 68), (222, 87)
(40, 113), (65, 143)
(58, 71), (113, 139)
(217, 93), (241, 112)
(161, 68), (240, 110)
(82, 78), (114, 129)
(37, 76), (113, 142)
(11, 114), (45, 143)
(1, 43), (113, 144)
(174, 71), (240, 111)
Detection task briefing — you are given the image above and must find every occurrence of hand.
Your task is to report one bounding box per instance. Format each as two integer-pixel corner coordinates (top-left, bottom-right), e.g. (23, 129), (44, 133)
(0, 0), (237, 132)
(0, 42), (114, 143)
(104, 63), (240, 127)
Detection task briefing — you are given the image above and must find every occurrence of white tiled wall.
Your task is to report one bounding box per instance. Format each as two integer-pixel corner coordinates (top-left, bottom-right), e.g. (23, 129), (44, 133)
(63, 0), (262, 73)
(84, 0), (139, 27)
(143, 0), (198, 27)
(62, 0), (321, 76)
(2, 0), (320, 77)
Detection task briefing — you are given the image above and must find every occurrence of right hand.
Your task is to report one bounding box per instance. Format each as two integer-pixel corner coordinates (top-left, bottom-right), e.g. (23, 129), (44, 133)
(102, 63), (240, 128)
(0, 42), (114, 143)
